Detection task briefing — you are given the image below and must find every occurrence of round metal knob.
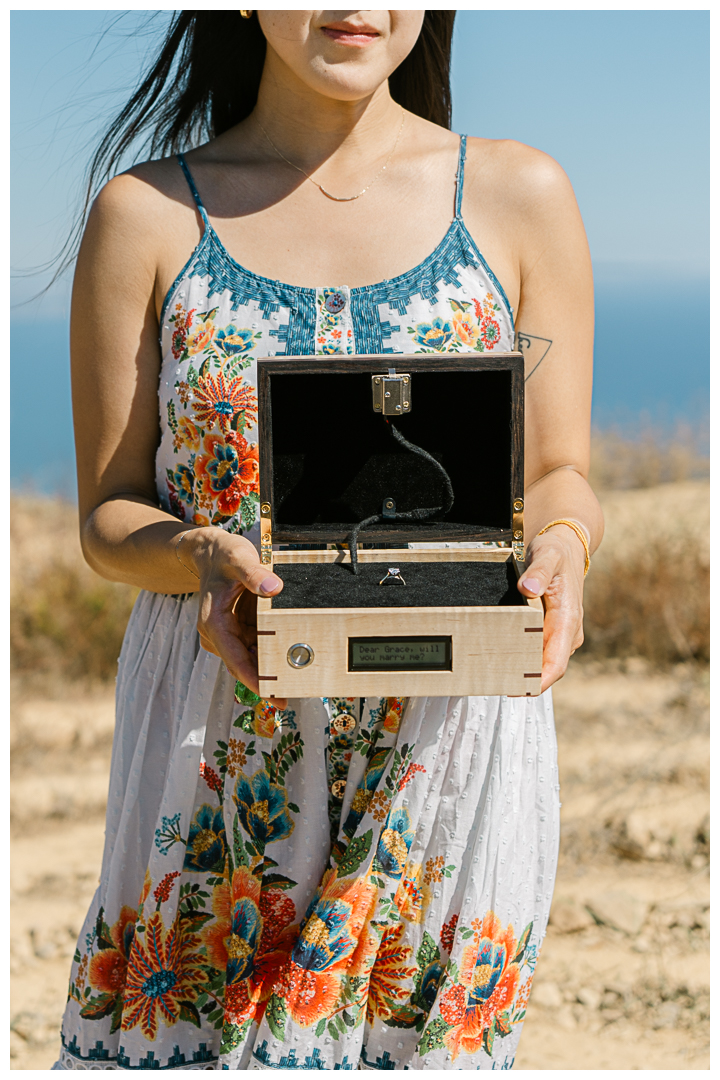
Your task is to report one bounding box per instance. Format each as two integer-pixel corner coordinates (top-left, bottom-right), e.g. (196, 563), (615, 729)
(287, 643), (314, 668)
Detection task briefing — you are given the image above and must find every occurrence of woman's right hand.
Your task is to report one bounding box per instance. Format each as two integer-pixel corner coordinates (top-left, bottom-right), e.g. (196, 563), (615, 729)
(180, 528), (285, 703)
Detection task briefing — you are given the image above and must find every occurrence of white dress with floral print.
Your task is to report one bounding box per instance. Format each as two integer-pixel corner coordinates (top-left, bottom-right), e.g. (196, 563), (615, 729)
(54, 138), (560, 1072)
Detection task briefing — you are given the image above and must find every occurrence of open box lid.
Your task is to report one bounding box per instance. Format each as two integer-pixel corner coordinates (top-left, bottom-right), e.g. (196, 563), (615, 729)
(257, 352), (525, 558)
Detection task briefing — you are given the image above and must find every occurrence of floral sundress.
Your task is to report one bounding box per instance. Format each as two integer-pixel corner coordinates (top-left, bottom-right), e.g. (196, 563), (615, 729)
(53, 136), (560, 1071)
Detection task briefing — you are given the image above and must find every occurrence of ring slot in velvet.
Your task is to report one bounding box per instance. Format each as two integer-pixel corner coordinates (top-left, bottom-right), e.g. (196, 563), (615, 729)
(271, 559), (523, 610)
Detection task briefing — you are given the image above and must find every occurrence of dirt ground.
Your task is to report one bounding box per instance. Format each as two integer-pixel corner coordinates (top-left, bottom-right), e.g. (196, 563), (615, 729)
(10, 656), (709, 1070)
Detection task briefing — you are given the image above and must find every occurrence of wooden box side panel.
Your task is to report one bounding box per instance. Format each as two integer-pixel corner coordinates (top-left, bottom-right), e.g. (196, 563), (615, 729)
(256, 605), (543, 698)
(271, 548), (515, 565)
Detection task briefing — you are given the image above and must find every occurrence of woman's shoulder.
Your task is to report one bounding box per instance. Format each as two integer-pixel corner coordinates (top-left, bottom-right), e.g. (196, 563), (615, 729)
(463, 135), (577, 219)
(91, 156), (191, 228)
(82, 156), (201, 286)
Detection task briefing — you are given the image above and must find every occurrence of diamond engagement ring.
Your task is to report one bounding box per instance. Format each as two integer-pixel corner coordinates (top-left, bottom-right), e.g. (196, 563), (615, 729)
(379, 567), (406, 586)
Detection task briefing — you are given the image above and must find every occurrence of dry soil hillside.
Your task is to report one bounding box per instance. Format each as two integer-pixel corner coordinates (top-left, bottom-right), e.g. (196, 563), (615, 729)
(10, 481), (709, 1069)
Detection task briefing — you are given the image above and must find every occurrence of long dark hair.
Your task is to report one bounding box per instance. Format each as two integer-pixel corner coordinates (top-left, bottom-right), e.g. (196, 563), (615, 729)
(49, 10), (455, 286)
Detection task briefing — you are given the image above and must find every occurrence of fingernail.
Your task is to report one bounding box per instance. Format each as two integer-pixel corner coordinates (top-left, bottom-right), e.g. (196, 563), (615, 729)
(259, 575), (281, 595)
(522, 578), (541, 595)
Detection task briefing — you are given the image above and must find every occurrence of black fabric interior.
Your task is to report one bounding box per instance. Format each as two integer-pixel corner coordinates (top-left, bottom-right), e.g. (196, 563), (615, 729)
(269, 370), (512, 535)
(271, 559), (525, 609)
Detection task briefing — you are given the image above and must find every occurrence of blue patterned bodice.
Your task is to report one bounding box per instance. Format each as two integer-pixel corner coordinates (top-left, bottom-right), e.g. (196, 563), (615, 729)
(156, 136), (514, 547)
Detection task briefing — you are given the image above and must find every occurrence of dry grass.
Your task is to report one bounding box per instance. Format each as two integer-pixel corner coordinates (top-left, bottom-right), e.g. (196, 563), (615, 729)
(589, 420), (709, 491)
(10, 561), (138, 682)
(10, 497), (137, 685)
(583, 542), (709, 664)
(581, 472), (709, 666)
(10, 429), (709, 682)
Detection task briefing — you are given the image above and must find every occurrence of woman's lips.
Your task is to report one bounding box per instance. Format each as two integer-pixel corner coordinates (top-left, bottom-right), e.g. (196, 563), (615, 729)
(321, 26), (380, 46)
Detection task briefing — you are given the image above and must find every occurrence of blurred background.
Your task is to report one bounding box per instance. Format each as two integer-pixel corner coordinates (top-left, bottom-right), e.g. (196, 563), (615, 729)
(11, 9), (709, 1071)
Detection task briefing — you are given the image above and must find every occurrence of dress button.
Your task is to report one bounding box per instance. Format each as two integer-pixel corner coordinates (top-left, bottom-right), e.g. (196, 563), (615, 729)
(325, 291), (346, 314)
(331, 779), (346, 799)
(332, 713), (356, 734)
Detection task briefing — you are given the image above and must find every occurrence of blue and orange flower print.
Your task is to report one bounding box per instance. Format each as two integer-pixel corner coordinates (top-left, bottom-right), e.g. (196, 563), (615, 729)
(163, 305), (261, 531)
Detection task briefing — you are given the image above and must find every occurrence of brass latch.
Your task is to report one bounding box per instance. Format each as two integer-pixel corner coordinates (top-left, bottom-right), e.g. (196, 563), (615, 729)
(372, 370), (412, 416)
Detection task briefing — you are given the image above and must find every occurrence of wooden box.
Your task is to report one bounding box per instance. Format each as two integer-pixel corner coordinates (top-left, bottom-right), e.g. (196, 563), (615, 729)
(255, 353), (543, 698)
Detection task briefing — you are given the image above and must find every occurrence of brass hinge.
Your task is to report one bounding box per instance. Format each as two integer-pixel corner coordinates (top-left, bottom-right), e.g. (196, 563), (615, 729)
(512, 497), (524, 563)
(372, 371), (412, 416)
(260, 501), (273, 565)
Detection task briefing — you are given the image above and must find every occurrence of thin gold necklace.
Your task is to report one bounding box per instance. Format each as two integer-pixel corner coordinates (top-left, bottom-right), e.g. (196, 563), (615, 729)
(255, 109), (405, 203)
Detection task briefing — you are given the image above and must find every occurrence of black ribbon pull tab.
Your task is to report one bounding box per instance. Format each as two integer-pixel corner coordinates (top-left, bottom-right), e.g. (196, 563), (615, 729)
(346, 426), (455, 576)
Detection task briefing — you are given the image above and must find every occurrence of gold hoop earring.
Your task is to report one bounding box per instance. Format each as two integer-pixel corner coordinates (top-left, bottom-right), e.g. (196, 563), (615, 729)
(240, 10), (252, 17)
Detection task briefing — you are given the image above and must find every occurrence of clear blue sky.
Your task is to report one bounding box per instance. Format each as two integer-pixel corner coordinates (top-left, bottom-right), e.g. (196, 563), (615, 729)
(12, 8), (709, 315)
(10, 9), (710, 493)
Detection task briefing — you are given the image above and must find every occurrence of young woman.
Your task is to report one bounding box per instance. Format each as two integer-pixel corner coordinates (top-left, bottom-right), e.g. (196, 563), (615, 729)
(54, 10), (602, 1071)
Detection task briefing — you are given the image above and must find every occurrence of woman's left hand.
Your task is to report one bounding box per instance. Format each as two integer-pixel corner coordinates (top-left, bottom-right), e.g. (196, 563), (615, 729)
(516, 525), (587, 692)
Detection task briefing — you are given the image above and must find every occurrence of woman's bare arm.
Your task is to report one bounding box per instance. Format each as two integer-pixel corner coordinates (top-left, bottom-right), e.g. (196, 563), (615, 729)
(72, 172), (188, 586)
(70, 172), (283, 695)
(467, 141), (603, 688)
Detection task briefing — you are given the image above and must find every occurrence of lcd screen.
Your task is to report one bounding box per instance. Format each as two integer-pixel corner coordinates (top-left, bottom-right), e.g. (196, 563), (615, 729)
(348, 636), (452, 672)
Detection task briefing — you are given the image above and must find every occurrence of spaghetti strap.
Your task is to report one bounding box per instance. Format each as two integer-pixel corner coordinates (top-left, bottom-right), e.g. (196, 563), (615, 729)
(454, 134), (467, 219)
(177, 153), (209, 227)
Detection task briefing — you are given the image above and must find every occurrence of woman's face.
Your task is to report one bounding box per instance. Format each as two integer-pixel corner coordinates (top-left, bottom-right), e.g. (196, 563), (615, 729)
(256, 10), (425, 103)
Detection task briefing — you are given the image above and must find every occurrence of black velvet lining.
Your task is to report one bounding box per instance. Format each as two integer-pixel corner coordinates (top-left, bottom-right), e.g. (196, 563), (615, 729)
(271, 560), (525, 609)
(269, 370), (513, 531)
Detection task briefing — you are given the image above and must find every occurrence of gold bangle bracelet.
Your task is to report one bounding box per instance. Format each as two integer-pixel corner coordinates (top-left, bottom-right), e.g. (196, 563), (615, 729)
(536, 518), (591, 577)
(175, 531), (199, 578)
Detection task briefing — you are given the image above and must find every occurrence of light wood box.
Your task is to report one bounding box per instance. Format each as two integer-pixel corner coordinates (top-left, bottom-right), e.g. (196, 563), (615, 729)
(254, 353), (543, 698)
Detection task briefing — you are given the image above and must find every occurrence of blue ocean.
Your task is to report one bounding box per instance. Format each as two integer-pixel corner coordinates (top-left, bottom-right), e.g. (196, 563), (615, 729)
(10, 268), (709, 497)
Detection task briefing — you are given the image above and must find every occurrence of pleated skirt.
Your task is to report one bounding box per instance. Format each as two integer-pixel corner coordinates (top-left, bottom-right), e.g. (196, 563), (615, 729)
(54, 589), (560, 1070)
